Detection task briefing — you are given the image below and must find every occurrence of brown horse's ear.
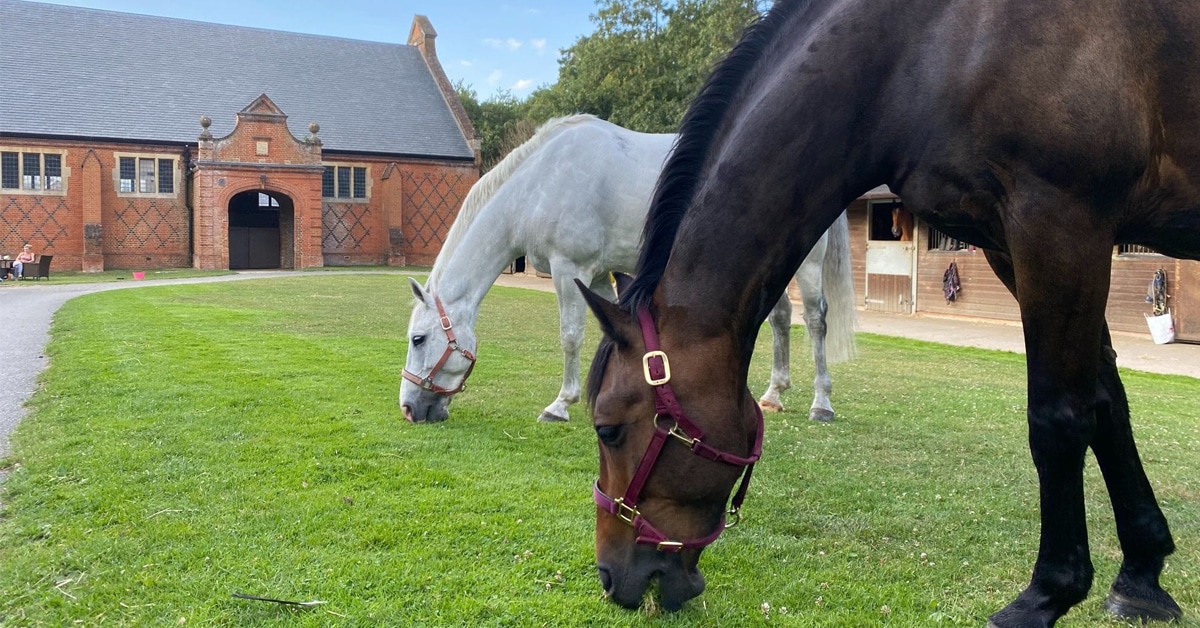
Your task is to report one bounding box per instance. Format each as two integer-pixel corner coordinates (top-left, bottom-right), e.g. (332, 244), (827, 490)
(575, 278), (637, 347)
(612, 272), (635, 298)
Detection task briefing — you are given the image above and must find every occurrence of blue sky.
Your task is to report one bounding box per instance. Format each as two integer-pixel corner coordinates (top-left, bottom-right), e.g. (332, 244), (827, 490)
(36, 0), (600, 98)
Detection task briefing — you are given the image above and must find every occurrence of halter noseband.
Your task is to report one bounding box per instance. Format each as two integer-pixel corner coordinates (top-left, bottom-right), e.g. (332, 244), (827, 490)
(593, 306), (764, 553)
(401, 295), (477, 396)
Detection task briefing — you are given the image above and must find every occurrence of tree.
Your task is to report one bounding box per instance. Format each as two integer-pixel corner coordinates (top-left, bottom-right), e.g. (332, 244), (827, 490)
(527, 0), (766, 133)
(454, 82), (529, 172)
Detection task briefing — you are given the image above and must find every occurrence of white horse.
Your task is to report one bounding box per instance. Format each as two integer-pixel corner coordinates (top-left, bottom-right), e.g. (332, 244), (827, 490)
(400, 115), (856, 424)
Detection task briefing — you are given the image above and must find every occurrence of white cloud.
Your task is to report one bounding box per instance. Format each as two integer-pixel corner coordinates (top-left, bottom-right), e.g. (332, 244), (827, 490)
(512, 79), (534, 90)
(459, 60), (473, 67)
(483, 37), (523, 51)
(531, 39), (547, 55)
(487, 70), (503, 85)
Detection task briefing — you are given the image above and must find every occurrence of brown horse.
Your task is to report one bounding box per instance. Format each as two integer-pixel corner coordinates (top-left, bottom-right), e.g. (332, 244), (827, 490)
(891, 204), (914, 241)
(579, 0), (1200, 625)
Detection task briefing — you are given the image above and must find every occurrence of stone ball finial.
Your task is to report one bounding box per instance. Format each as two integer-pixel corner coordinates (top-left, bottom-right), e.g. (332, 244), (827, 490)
(200, 116), (212, 129)
(199, 115), (213, 140)
(308, 122), (320, 135)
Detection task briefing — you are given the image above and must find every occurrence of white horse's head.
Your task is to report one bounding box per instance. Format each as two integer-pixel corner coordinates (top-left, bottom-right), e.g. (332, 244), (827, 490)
(400, 278), (478, 423)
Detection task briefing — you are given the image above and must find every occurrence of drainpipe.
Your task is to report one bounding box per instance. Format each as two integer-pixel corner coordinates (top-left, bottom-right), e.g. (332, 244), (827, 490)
(183, 144), (194, 266)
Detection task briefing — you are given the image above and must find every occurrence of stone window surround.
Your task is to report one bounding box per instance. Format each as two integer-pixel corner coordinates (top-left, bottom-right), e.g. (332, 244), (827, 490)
(113, 151), (179, 199)
(321, 161), (371, 202)
(0, 146), (69, 196)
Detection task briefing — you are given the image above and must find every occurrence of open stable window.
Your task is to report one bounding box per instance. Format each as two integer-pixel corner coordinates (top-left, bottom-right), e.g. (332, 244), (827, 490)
(322, 164), (369, 200)
(928, 227), (971, 252)
(117, 154), (176, 196)
(0, 150), (67, 193)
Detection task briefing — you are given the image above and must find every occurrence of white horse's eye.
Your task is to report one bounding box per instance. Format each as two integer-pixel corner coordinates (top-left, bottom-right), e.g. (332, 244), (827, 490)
(412, 335), (426, 347)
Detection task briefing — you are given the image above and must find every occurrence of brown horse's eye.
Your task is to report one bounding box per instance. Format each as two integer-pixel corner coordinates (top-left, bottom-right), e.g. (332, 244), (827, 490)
(595, 424), (624, 447)
(411, 335), (426, 347)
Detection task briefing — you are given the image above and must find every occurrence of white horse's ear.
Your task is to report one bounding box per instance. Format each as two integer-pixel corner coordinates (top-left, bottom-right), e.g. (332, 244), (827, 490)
(612, 272), (635, 298)
(409, 277), (433, 307)
(576, 278), (637, 347)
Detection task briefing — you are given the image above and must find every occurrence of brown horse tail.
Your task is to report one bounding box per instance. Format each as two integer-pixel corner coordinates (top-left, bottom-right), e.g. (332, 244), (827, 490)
(821, 210), (858, 364)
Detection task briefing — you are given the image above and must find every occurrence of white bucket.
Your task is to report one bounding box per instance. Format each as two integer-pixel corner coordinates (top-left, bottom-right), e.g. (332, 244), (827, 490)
(1145, 310), (1175, 345)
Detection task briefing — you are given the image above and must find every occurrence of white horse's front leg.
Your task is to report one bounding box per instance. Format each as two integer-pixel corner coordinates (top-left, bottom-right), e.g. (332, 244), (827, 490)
(538, 265), (596, 422)
(759, 291), (793, 413)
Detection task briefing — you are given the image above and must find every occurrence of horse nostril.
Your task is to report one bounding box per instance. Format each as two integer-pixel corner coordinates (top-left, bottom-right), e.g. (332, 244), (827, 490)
(402, 405), (418, 423)
(597, 566), (613, 594)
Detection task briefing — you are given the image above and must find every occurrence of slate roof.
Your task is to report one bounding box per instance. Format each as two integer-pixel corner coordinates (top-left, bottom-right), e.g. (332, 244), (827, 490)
(0, 0), (475, 159)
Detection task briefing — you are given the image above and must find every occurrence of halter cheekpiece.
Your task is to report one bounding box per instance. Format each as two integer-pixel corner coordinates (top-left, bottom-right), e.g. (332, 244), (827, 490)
(593, 306), (764, 553)
(401, 295), (477, 396)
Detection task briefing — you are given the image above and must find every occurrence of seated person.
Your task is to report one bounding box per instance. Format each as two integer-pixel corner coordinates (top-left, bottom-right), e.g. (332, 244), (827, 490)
(13, 244), (34, 279)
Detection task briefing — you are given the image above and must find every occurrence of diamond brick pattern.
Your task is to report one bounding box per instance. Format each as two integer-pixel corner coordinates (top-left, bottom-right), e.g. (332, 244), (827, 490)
(403, 171), (467, 249)
(322, 202), (371, 251)
(1, 195), (69, 252)
(109, 198), (187, 249)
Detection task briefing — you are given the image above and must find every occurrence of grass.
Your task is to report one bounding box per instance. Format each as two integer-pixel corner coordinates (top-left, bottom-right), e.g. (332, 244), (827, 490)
(0, 275), (1196, 626)
(0, 265), (430, 287)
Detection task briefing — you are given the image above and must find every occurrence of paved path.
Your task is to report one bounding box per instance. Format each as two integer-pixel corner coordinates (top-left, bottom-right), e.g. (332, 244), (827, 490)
(3, 270), (1197, 469)
(493, 273), (1200, 379)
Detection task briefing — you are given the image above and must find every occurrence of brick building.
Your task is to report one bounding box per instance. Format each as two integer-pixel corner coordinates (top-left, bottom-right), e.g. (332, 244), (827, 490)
(0, 0), (479, 271)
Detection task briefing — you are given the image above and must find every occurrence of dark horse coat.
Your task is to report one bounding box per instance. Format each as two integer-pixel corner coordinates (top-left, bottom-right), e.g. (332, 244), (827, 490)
(581, 1), (1200, 626)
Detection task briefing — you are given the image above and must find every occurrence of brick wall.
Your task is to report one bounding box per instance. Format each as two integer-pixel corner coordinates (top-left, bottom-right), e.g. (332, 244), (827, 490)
(319, 155), (477, 267)
(1, 138), (190, 271)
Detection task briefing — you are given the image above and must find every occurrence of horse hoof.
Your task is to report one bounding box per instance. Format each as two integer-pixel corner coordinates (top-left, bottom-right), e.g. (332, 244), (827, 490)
(809, 408), (835, 423)
(758, 400), (784, 413)
(1105, 589), (1183, 622)
(538, 411), (569, 423)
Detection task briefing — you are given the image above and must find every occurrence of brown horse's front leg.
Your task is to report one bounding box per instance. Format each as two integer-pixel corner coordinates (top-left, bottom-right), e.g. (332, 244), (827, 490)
(1091, 325), (1181, 622)
(982, 234), (1105, 627)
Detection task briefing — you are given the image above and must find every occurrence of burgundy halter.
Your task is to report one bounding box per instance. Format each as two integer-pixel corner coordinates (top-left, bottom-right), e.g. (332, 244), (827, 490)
(401, 295), (477, 396)
(594, 306), (764, 553)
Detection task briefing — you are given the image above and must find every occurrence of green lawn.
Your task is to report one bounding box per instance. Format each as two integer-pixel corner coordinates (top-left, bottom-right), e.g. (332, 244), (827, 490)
(0, 276), (1196, 626)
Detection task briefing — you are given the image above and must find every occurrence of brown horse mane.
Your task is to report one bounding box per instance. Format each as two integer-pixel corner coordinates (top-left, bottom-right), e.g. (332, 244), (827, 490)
(588, 0), (814, 407)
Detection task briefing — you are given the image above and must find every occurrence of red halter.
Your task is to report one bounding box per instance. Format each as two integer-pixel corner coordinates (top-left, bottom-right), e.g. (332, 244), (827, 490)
(401, 295), (477, 396)
(593, 306), (764, 553)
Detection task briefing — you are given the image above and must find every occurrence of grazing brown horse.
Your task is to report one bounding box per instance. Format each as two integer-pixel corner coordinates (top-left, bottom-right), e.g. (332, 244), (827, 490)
(579, 0), (1199, 625)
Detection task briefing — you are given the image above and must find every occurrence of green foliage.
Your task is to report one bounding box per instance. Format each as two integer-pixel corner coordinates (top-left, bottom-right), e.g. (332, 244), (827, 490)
(1, 277), (1197, 626)
(454, 82), (531, 172)
(454, 0), (768, 163)
(527, 0), (766, 132)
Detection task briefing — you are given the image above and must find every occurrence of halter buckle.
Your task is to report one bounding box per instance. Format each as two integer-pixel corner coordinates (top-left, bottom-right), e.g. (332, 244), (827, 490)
(642, 350), (671, 386)
(656, 541), (684, 552)
(614, 498), (639, 525)
(439, 314), (453, 331)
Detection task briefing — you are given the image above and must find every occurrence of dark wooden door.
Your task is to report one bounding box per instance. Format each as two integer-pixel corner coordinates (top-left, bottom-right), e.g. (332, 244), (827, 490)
(1174, 259), (1200, 343)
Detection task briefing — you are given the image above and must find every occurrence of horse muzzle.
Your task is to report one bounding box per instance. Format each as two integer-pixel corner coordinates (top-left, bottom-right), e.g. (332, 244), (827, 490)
(597, 548), (706, 611)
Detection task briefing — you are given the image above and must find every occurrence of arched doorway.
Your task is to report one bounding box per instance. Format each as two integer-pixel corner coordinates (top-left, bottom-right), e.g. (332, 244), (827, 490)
(228, 190), (294, 269)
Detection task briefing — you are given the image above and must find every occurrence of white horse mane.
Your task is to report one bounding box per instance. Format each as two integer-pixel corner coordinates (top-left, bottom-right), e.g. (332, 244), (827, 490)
(427, 114), (600, 290)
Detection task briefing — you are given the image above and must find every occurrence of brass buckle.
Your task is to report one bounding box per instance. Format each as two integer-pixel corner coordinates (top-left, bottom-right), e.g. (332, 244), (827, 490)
(642, 350), (670, 386)
(614, 498), (638, 525)
(440, 315), (453, 331)
(724, 507), (742, 529)
(656, 541), (684, 552)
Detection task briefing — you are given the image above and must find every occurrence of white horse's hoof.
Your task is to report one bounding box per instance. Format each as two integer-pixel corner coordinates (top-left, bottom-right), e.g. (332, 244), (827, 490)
(758, 400), (784, 413)
(538, 411), (569, 423)
(809, 408), (835, 423)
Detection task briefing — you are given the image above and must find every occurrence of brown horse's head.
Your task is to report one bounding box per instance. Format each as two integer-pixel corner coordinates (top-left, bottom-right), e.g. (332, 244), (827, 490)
(578, 278), (762, 611)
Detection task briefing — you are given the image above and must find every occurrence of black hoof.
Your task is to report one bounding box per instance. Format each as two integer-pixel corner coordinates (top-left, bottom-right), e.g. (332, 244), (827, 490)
(1105, 589), (1183, 623)
(537, 411), (568, 423)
